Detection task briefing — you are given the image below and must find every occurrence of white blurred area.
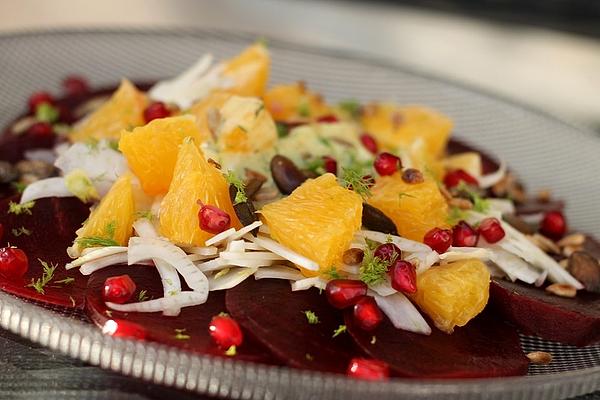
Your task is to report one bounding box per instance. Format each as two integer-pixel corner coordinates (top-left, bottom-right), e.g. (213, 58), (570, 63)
(1, 0), (599, 130)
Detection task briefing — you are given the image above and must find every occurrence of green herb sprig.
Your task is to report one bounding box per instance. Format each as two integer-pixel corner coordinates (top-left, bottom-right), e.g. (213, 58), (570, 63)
(27, 259), (59, 294)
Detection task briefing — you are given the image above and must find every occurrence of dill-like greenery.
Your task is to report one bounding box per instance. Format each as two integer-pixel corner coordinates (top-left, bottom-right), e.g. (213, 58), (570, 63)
(27, 259), (59, 294)
(8, 201), (35, 215)
(302, 310), (320, 325)
(340, 167), (372, 199)
(332, 324), (347, 338)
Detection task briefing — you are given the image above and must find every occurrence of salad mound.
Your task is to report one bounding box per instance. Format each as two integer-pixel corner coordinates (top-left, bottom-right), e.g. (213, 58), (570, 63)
(0, 42), (598, 381)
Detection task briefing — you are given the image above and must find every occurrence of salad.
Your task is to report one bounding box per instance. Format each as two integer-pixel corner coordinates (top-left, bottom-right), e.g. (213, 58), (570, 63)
(0, 42), (598, 381)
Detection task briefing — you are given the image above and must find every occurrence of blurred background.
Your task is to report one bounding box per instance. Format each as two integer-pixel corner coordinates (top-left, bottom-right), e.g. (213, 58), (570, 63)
(1, 0), (599, 132)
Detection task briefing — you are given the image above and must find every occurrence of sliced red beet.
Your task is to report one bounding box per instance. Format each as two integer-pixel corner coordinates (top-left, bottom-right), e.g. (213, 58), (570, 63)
(490, 235), (600, 347)
(226, 278), (359, 373)
(346, 310), (529, 378)
(490, 279), (600, 347)
(86, 264), (273, 363)
(0, 195), (89, 308)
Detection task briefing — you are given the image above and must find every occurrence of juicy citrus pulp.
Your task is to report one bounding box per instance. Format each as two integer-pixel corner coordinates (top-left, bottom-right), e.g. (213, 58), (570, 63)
(411, 258), (490, 333)
(159, 138), (241, 246)
(222, 43), (270, 98)
(361, 104), (452, 158)
(75, 174), (135, 248)
(70, 79), (147, 142)
(260, 173), (362, 273)
(263, 82), (332, 122)
(119, 115), (204, 195)
(367, 173), (449, 242)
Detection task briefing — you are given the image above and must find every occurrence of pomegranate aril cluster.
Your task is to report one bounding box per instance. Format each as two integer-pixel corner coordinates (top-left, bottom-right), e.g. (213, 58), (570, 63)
(143, 101), (171, 123)
(0, 247), (29, 280)
(198, 202), (231, 234)
(423, 227), (452, 253)
(539, 210), (567, 239)
(478, 217), (505, 243)
(443, 169), (479, 189)
(452, 220), (479, 247)
(347, 358), (390, 381)
(103, 274), (136, 304)
(209, 314), (244, 350)
(374, 152), (401, 176)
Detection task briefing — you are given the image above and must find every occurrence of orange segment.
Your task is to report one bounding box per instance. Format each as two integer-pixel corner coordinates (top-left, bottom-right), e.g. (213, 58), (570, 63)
(70, 79), (147, 142)
(260, 174), (362, 272)
(263, 82), (332, 122)
(119, 115), (204, 195)
(216, 96), (277, 153)
(367, 173), (449, 242)
(411, 259), (490, 333)
(159, 138), (241, 246)
(188, 91), (233, 143)
(222, 43), (270, 97)
(76, 174), (135, 248)
(361, 104), (452, 157)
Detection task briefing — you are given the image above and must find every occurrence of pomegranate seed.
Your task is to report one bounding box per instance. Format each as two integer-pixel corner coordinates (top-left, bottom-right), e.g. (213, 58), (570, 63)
(360, 133), (378, 154)
(373, 243), (401, 262)
(423, 227), (453, 253)
(322, 156), (338, 175)
(479, 217), (506, 243)
(325, 279), (368, 309)
(102, 319), (147, 340)
(316, 114), (339, 123)
(209, 315), (243, 349)
(539, 210), (567, 239)
(0, 247), (29, 281)
(28, 91), (54, 113)
(63, 75), (90, 97)
(347, 358), (389, 381)
(452, 220), (479, 247)
(103, 274), (136, 304)
(353, 296), (383, 331)
(27, 122), (54, 138)
(389, 260), (417, 294)
(443, 169), (479, 189)
(143, 101), (171, 123)
(198, 202), (231, 234)
(374, 152), (401, 176)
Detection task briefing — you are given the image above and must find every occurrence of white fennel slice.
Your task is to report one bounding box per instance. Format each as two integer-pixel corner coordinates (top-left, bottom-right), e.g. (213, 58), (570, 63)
(133, 219), (182, 316)
(66, 246), (128, 269)
(245, 234), (319, 271)
(208, 267), (257, 291)
(291, 276), (327, 291)
(106, 291), (206, 312)
(128, 237), (208, 300)
(20, 177), (72, 203)
(357, 230), (432, 253)
(254, 266), (305, 281)
(373, 292), (431, 335)
(204, 228), (237, 246)
(80, 253), (129, 275)
(478, 160), (506, 189)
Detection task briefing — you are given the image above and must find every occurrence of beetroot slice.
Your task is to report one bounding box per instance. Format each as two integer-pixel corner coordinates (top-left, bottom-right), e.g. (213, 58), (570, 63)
(85, 265), (274, 363)
(490, 235), (600, 346)
(226, 278), (359, 373)
(490, 280), (600, 347)
(346, 310), (529, 379)
(0, 195), (89, 308)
